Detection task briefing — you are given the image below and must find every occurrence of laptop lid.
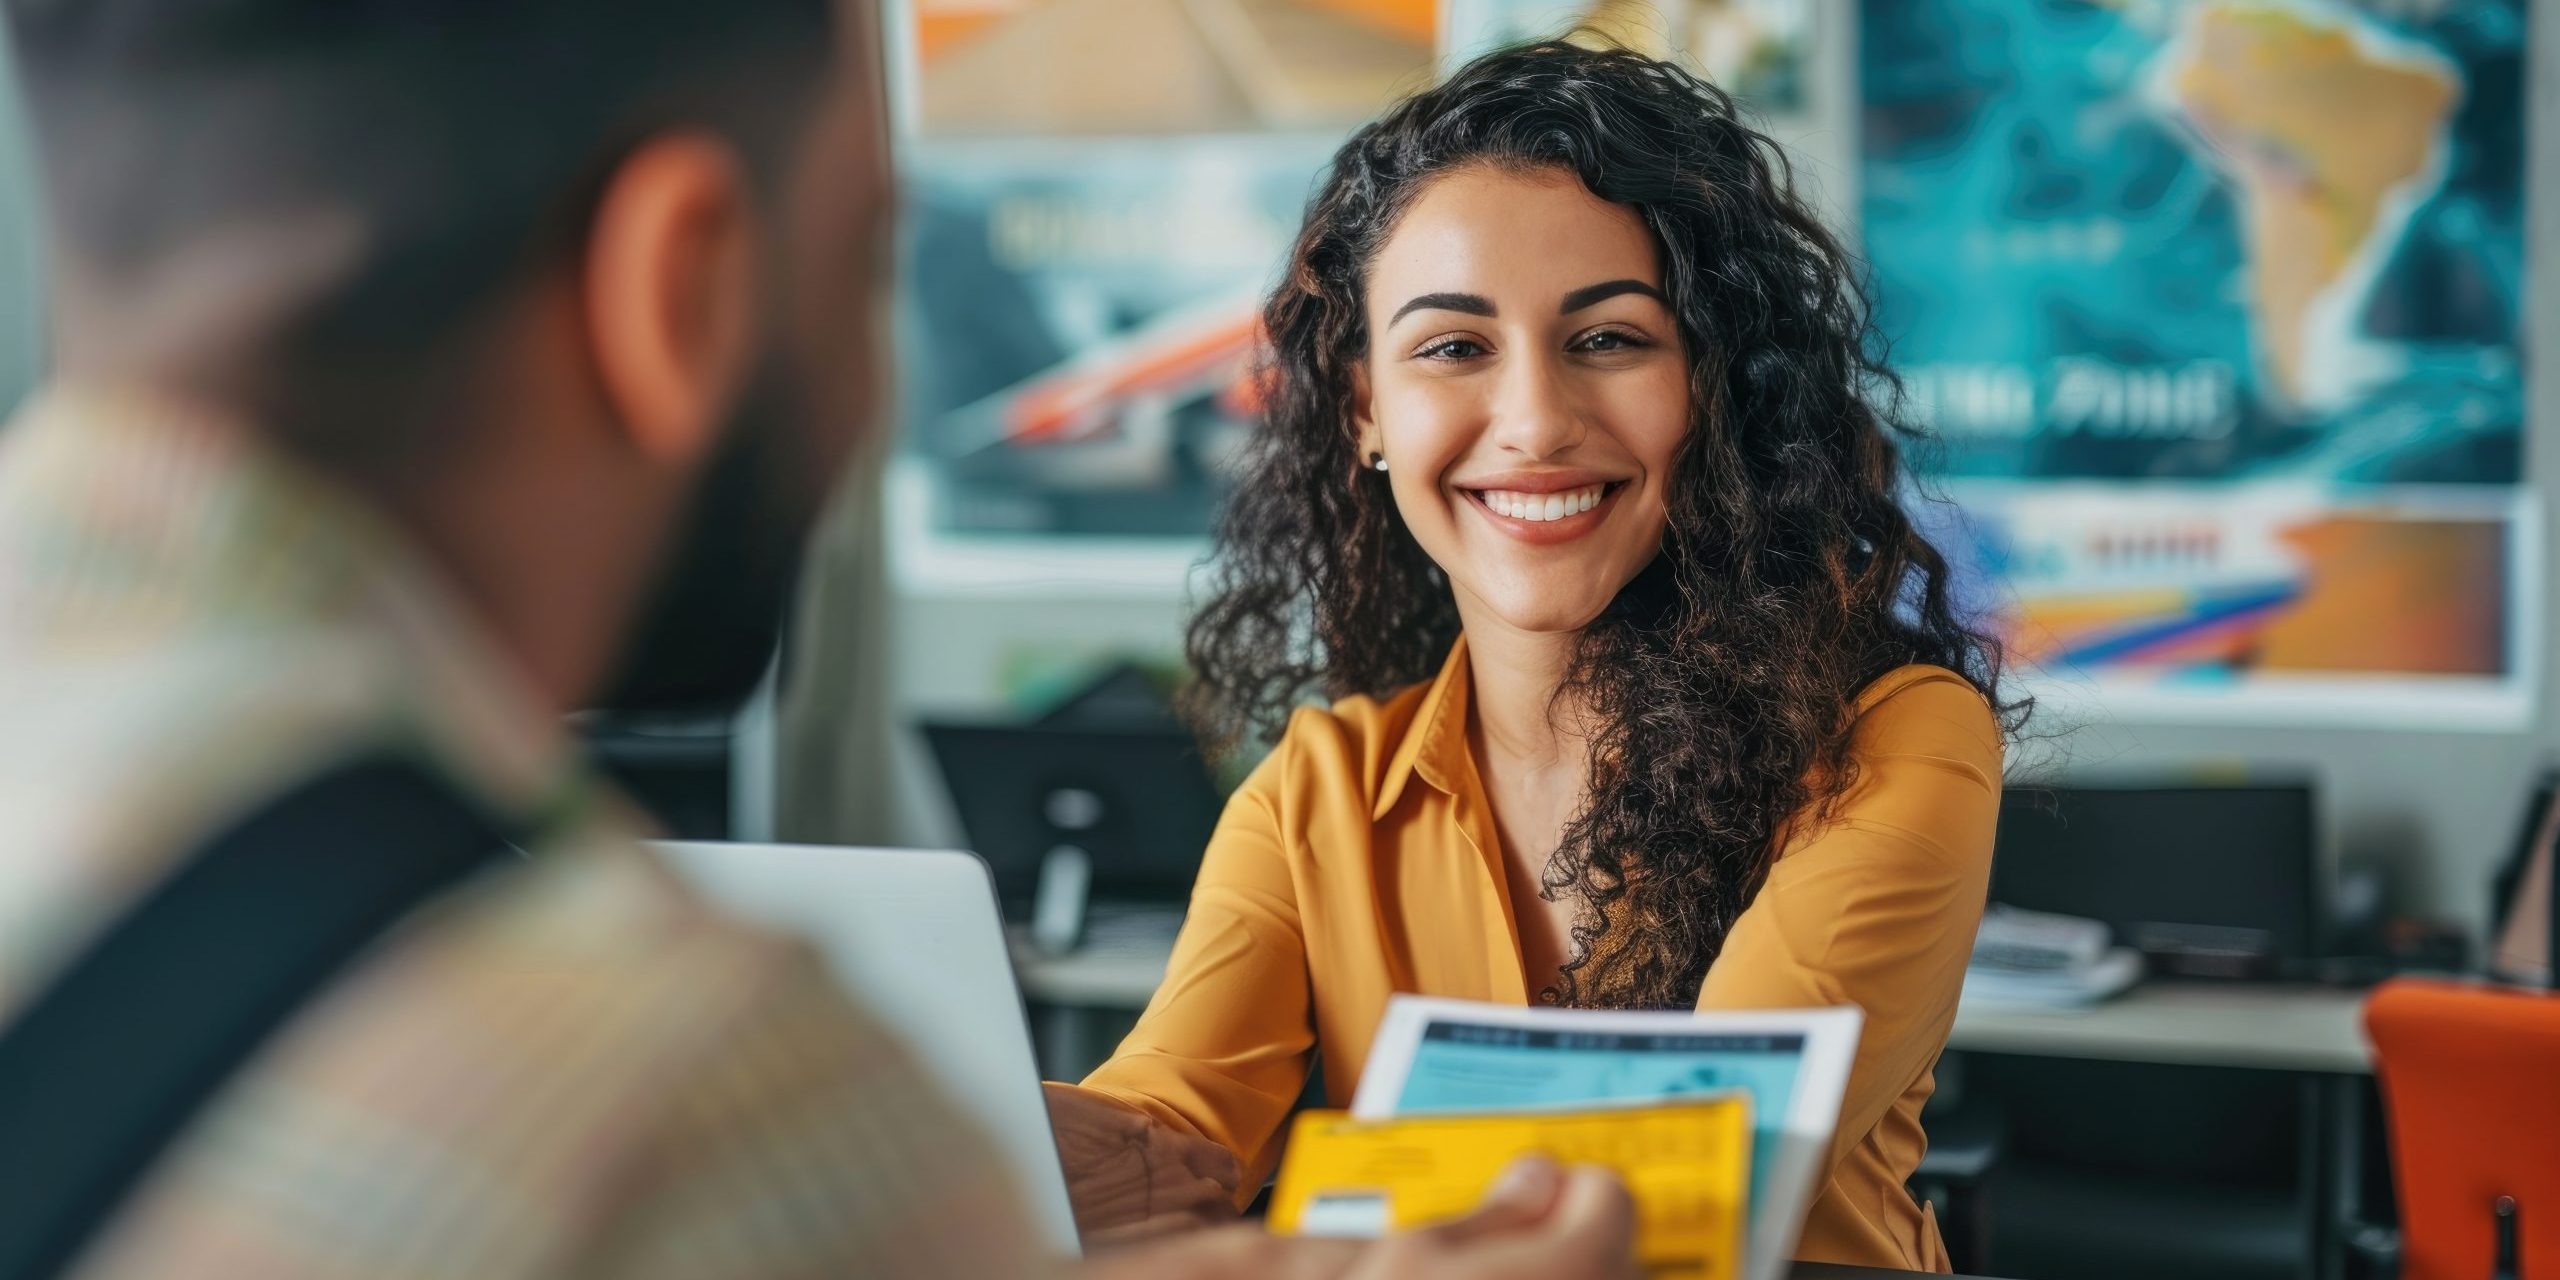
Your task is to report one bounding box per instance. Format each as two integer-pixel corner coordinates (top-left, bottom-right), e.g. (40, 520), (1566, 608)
(653, 842), (1080, 1254)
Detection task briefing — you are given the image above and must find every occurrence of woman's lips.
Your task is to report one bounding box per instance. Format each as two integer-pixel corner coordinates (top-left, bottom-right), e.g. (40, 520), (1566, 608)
(1459, 481), (1626, 544)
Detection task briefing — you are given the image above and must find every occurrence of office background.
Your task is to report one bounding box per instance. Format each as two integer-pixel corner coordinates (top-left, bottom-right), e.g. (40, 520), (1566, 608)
(864, 0), (2557, 946)
(0, 9), (2544, 934)
(854, 14), (2553, 1273)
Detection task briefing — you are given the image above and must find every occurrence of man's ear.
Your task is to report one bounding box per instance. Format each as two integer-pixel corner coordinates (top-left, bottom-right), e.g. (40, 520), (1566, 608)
(582, 132), (761, 466)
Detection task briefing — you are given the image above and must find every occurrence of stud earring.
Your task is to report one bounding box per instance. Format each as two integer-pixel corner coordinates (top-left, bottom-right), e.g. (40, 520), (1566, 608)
(1369, 453), (1388, 473)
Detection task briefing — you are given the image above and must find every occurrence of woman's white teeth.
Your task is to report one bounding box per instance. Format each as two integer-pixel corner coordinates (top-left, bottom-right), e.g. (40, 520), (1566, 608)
(1482, 485), (1605, 522)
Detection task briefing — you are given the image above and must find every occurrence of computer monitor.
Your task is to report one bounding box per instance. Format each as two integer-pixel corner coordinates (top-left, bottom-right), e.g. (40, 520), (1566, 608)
(1991, 781), (2321, 977)
(922, 720), (1223, 917)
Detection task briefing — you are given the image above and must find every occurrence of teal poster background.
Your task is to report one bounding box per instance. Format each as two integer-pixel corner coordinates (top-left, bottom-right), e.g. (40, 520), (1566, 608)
(1860, 0), (2526, 486)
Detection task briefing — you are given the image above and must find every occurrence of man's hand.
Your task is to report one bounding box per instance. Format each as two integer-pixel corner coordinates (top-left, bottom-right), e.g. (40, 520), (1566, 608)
(1075, 1157), (1639, 1280)
(1342, 1157), (1640, 1280)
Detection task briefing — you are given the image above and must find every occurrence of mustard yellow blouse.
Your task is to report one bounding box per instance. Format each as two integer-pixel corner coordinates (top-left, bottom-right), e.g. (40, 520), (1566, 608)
(1076, 637), (2002, 1272)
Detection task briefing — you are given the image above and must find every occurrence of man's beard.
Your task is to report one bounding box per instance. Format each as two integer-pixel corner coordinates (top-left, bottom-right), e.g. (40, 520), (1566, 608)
(589, 364), (828, 716)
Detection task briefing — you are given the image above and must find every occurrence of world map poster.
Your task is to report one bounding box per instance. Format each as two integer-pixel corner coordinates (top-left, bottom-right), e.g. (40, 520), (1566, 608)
(1862, 0), (2532, 725)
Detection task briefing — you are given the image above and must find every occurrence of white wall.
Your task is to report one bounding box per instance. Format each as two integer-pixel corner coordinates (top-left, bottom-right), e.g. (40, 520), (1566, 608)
(883, 5), (2556, 940)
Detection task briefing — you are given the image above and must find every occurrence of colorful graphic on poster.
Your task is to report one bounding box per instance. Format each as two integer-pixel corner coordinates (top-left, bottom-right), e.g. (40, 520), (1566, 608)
(891, 3), (1448, 551)
(1863, 0), (2531, 718)
(1924, 486), (2521, 681)
(900, 143), (1323, 539)
(1442, 0), (1812, 109)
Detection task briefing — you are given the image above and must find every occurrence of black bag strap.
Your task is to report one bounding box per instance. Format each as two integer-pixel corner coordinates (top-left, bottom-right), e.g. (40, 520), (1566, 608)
(0, 752), (520, 1280)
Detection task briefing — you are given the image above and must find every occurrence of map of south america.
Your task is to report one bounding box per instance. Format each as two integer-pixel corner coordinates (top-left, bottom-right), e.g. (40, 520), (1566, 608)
(1860, 0), (2525, 694)
(1862, 0), (2521, 484)
(2156, 3), (2459, 413)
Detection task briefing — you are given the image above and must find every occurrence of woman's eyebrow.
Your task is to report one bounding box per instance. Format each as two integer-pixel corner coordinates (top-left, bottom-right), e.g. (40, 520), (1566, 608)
(1390, 291), (1496, 324)
(1560, 279), (1667, 313)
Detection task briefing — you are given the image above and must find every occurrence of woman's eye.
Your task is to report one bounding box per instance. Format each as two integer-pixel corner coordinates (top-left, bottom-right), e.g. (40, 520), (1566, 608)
(1575, 328), (1649, 353)
(1418, 337), (1487, 361)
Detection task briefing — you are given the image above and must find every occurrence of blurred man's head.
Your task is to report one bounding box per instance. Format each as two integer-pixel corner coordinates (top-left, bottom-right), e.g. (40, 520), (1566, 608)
(7, 0), (893, 712)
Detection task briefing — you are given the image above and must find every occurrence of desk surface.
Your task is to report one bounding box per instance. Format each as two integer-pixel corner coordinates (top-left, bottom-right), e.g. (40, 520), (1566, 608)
(1950, 980), (2370, 1074)
(1794, 1266), (1993, 1280)
(1011, 935), (2375, 1075)
(1793, 1265), (1993, 1280)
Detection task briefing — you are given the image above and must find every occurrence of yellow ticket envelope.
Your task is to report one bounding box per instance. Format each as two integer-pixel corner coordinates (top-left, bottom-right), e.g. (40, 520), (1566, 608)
(1267, 1094), (1752, 1280)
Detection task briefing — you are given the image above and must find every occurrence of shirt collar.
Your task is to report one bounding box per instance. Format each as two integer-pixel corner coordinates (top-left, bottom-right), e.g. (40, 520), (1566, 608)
(0, 385), (588, 833)
(1372, 633), (1474, 822)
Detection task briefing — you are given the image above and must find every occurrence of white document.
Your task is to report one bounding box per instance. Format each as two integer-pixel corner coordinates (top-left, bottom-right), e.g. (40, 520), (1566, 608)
(1351, 996), (1863, 1280)
(1961, 945), (2145, 1009)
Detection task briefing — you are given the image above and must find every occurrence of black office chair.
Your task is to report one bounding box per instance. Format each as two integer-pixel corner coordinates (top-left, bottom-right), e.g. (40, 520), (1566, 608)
(1913, 1054), (2005, 1273)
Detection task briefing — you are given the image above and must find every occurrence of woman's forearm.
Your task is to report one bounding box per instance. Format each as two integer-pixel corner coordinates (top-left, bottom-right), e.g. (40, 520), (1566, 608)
(1043, 1082), (1243, 1243)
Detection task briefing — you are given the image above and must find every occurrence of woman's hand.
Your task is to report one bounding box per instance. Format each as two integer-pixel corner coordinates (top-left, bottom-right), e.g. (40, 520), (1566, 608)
(1042, 1082), (1243, 1244)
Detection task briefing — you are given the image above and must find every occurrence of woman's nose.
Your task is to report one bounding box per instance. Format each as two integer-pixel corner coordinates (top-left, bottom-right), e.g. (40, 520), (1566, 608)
(1488, 353), (1588, 459)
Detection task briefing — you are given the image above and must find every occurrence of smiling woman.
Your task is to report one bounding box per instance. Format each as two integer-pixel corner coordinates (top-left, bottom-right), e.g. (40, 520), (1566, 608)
(1047, 40), (2025, 1275)
(1356, 167), (1688, 636)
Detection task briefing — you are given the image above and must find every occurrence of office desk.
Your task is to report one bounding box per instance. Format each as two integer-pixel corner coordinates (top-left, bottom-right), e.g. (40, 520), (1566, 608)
(1010, 934), (2375, 1074)
(1795, 1266), (1994, 1280)
(1012, 934), (1168, 1008)
(1950, 982), (2371, 1073)
(1017, 937), (2375, 1279)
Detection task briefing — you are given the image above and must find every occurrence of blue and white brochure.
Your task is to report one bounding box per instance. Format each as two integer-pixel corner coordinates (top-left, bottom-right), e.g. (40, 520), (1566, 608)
(1350, 996), (1864, 1280)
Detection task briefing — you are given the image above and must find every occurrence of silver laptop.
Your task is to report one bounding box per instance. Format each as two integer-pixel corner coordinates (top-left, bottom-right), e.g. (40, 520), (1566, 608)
(654, 842), (1081, 1254)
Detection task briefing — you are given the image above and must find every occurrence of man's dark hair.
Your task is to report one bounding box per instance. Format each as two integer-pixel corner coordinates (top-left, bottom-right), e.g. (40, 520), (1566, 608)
(5, 0), (837, 467)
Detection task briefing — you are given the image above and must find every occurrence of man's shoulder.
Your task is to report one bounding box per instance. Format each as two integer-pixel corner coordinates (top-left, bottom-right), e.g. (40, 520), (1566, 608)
(83, 826), (924, 1278)
(328, 820), (884, 1103)
(82, 821), (1045, 1280)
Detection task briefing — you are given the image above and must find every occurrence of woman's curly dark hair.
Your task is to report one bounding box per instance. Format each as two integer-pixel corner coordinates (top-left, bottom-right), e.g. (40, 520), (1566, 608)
(1185, 41), (2026, 1010)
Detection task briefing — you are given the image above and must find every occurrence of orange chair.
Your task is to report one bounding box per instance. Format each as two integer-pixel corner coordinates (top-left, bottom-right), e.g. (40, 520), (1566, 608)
(2366, 978), (2560, 1279)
